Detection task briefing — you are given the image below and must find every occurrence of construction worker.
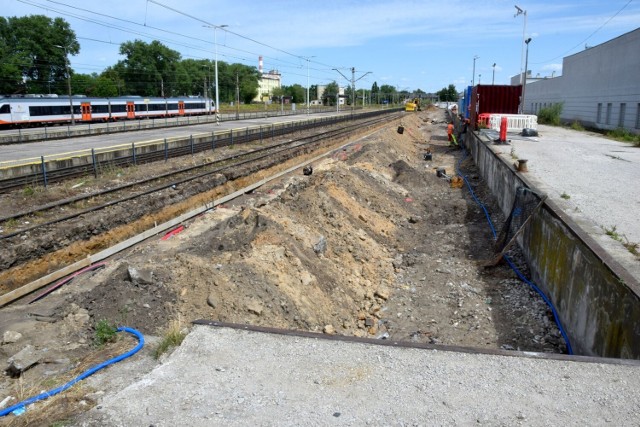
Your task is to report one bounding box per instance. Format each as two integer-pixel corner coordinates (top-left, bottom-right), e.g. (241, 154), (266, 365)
(447, 122), (456, 145)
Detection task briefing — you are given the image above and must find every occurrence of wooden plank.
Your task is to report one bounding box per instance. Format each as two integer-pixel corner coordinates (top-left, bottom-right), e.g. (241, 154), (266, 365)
(0, 257), (91, 307)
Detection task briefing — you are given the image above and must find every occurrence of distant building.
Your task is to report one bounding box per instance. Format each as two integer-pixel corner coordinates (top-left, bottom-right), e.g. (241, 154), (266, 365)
(255, 70), (281, 102)
(317, 85), (346, 105)
(253, 55), (282, 102)
(521, 28), (640, 133)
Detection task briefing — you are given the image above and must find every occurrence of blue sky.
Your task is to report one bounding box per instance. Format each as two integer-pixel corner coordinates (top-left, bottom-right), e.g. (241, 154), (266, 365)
(6, 0), (640, 93)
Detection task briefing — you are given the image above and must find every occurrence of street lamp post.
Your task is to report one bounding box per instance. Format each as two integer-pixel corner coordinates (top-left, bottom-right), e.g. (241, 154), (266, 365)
(521, 38), (532, 114)
(472, 55), (479, 86)
(204, 24), (228, 117)
(54, 44), (74, 125)
(306, 56), (315, 115)
(514, 5), (527, 86)
(492, 63), (496, 85)
(479, 74), (482, 85)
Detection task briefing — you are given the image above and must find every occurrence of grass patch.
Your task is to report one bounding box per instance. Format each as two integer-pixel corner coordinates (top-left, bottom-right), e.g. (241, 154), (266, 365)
(94, 319), (118, 347)
(604, 225), (621, 241)
(624, 241), (640, 257)
(153, 319), (187, 359)
(569, 120), (585, 131)
(3, 217), (19, 230)
(606, 127), (640, 147)
(23, 186), (36, 196)
(538, 103), (563, 126)
(604, 225), (640, 258)
(560, 192), (570, 200)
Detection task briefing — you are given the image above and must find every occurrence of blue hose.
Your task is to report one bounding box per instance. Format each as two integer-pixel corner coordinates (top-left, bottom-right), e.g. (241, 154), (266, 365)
(455, 144), (573, 355)
(0, 327), (144, 417)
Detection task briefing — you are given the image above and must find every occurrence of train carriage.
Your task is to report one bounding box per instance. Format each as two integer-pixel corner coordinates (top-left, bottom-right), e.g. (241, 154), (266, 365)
(0, 96), (213, 127)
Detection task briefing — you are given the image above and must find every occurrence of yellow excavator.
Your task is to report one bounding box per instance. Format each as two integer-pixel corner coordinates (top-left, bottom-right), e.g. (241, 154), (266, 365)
(405, 98), (421, 112)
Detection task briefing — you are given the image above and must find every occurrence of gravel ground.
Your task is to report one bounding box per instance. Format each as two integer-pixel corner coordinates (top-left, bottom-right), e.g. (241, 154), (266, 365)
(77, 325), (640, 427)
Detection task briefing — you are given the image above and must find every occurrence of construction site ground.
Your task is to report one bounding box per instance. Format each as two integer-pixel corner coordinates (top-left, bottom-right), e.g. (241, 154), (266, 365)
(0, 108), (601, 425)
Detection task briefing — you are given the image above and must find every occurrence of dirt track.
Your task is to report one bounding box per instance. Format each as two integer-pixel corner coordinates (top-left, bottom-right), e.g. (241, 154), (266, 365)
(0, 108), (566, 425)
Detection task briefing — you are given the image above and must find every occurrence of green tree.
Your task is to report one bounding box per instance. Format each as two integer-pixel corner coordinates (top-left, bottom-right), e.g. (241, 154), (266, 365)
(180, 59), (214, 98)
(217, 63), (259, 104)
(92, 75), (120, 97)
(117, 40), (182, 96)
(379, 84), (396, 104)
(371, 81), (380, 104)
(70, 73), (96, 95)
(283, 84), (305, 104)
(437, 84), (458, 102)
(344, 86), (354, 105)
(96, 66), (125, 97)
(0, 15), (78, 94)
(322, 81), (339, 106)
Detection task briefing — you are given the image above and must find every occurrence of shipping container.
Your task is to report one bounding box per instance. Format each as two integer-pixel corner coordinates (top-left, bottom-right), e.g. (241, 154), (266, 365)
(469, 84), (521, 129)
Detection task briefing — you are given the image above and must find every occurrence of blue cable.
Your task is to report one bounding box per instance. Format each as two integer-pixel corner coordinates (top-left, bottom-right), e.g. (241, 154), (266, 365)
(455, 141), (573, 355)
(0, 327), (144, 417)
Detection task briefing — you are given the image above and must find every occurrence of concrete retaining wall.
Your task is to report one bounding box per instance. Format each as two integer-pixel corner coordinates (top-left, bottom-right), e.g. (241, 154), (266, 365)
(467, 131), (640, 359)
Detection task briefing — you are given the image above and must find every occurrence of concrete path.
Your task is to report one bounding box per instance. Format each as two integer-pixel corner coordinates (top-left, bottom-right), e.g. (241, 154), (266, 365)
(501, 125), (640, 244)
(77, 325), (640, 426)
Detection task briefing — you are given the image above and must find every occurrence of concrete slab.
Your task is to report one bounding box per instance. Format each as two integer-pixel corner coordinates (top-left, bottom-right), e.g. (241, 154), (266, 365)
(489, 125), (640, 243)
(77, 325), (640, 426)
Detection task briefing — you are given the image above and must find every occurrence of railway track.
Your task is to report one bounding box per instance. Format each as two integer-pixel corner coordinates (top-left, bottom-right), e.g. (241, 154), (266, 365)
(0, 110), (398, 193)
(0, 112), (402, 280)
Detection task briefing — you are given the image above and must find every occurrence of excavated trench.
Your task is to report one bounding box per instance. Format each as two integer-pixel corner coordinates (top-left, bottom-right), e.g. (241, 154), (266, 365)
(0, 108), (567, 425)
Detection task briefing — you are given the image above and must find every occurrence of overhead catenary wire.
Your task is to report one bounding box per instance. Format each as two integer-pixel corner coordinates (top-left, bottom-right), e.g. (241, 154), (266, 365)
(17, 0), (341, 84)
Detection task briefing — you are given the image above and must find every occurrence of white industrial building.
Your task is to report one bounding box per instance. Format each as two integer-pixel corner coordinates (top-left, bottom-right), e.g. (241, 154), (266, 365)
(522, 28), (640, 133)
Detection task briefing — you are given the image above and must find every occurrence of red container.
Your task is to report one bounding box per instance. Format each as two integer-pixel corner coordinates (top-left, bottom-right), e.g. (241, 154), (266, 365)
(469, 84), (521, 129)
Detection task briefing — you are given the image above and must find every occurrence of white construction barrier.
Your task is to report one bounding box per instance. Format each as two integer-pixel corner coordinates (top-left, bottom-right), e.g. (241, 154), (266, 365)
(488, 114), (538, 132)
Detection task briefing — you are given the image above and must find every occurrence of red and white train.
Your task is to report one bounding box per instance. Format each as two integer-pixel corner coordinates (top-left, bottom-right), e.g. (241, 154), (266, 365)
(0, 96), (214, 127)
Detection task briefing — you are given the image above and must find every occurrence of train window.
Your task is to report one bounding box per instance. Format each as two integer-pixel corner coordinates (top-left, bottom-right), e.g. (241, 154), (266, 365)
(0, 104), (9, 114)
(150, 103), (167, 111)
(185, 102), (205, 110)
(110, 104), (126, 113)
(30, 105), (68, 116)
(92, 104), (110, 114)
(167, 103), (179, 110)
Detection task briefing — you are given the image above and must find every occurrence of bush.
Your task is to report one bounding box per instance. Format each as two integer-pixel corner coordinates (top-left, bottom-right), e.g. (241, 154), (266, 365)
(94, 319), (118, 347)
(537, 103), (563, 126)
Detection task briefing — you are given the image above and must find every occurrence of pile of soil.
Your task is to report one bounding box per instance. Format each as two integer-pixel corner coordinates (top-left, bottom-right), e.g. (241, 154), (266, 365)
(0, 108), (566, 425)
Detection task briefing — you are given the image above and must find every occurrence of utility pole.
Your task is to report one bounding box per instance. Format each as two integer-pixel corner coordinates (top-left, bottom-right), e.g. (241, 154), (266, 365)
(203, 76), (207, 101)
(235, 72), (240, 119)
(333, 67), (371, 116)
(54, 44), (75, 125)
(472, 55), (479, 86)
